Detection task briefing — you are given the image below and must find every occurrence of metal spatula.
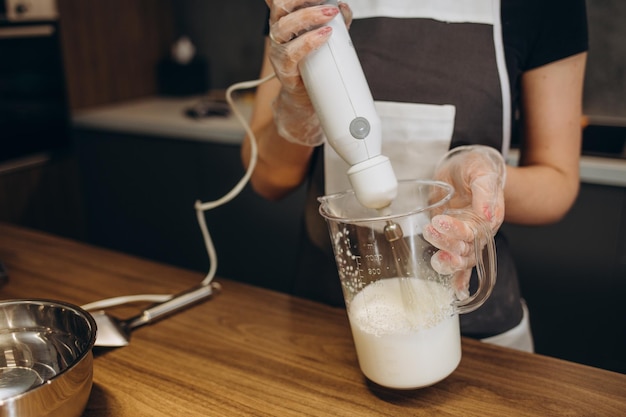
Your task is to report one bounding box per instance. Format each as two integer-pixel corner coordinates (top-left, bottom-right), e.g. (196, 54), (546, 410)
(91, 283), (219, 348)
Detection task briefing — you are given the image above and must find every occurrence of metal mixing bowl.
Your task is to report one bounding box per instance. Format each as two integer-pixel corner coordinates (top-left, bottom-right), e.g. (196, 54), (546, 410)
(0, 300), (97, 417)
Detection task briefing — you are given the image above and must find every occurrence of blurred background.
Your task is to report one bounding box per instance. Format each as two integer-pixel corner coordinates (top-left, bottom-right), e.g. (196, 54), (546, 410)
(1, 0), (624, 374)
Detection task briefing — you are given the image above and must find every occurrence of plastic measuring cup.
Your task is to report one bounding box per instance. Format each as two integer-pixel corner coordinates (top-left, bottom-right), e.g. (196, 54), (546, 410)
(318, 179), (496, 389)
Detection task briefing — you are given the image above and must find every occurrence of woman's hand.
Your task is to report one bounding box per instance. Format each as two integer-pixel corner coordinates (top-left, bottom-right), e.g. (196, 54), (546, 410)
(266, 0), (352, 146)
(423, 145), (506, 299)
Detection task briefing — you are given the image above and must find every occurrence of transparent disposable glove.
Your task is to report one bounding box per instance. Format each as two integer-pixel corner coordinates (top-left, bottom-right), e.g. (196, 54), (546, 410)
(266, 0), (352, 146)
(423, 145), (506, 300)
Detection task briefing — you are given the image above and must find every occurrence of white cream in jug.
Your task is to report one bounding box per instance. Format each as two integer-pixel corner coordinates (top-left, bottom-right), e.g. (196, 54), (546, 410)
(347, 277), (461, 389)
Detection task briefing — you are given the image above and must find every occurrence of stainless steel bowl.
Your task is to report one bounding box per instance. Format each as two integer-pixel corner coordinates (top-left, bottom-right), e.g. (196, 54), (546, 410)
(0, 300), (97, 417)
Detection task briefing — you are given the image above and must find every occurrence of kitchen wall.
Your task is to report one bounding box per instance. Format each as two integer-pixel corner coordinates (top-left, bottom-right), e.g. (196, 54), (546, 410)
(58, 0), (176, 110)
(172, 0), (267, 90)
(583, 0), (626, 121)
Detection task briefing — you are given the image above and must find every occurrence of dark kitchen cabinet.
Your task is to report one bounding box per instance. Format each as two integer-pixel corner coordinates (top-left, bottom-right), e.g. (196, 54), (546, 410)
(502, 183), (626, 373)
(74, 128), (307, 294)
(0, 152), (85, 240)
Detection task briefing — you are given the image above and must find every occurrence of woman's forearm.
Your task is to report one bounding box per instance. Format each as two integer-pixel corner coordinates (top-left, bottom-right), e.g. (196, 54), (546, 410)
(504, 163), (580, 225)
(241, 51), (315, 201)
(242, 115), (314, 201)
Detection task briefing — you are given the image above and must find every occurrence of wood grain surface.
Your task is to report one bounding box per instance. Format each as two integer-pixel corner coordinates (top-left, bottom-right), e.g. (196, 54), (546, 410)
(1, 223), (624, 416)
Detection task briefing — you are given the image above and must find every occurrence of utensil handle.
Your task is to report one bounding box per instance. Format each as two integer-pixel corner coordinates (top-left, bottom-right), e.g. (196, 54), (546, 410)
(127, 283), (219, 330)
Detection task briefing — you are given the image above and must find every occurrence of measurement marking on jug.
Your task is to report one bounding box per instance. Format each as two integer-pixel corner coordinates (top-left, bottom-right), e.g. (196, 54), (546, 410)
(368, 267), (382, 276)
(355, 254), (383, 278)
(355, 255), (365, 279)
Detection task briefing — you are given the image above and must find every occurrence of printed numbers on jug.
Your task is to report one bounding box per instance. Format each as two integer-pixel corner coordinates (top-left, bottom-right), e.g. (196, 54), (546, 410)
(364, 254), (383, 276)
(365, 254), (383, 262)
(367, 267), (382, 276)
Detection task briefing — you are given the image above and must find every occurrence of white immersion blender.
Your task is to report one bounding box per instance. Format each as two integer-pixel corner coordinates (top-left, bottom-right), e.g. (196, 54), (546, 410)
(300, 2), (420, 329)
(299, 0), (398, 209)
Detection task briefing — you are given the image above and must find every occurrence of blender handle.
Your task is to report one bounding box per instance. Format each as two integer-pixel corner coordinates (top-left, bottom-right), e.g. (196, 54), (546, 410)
(446, 209), (497, 314)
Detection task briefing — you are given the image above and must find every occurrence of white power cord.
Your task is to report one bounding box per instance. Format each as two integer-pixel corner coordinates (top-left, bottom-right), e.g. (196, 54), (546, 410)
(195, 73), (275, 286)
(82, 73), (276, 312)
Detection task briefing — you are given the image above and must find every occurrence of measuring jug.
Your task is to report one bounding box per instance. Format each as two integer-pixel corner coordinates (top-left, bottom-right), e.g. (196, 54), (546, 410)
(318, 179), (496, 389)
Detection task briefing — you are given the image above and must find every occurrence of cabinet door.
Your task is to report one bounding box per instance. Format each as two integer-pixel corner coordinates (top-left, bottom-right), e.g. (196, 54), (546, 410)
(76, 129), (307, 293)
(502, 183), (626, 373)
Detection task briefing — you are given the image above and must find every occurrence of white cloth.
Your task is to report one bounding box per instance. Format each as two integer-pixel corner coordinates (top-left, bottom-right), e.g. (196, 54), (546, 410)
(481, 300), (535, 353)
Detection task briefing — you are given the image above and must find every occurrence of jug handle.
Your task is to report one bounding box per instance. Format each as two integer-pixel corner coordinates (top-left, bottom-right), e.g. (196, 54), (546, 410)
(444, 209), (497, 314)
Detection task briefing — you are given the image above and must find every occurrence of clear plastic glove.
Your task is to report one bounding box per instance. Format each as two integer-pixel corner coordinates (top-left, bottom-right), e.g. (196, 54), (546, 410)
(423, 145), (506, 299)
(266, 0), (352, 146)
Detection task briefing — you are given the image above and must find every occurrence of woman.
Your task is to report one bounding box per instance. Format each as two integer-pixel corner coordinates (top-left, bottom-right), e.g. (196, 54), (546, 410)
(241, 0), (588, 351)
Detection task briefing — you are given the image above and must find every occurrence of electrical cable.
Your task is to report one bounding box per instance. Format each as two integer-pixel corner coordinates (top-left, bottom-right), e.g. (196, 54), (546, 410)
(82, 72), (277, 312)
(195, 73), (275, 286)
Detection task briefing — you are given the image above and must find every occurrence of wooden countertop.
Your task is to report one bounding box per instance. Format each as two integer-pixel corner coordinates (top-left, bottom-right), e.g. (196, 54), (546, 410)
(1, 223), (625, 416)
